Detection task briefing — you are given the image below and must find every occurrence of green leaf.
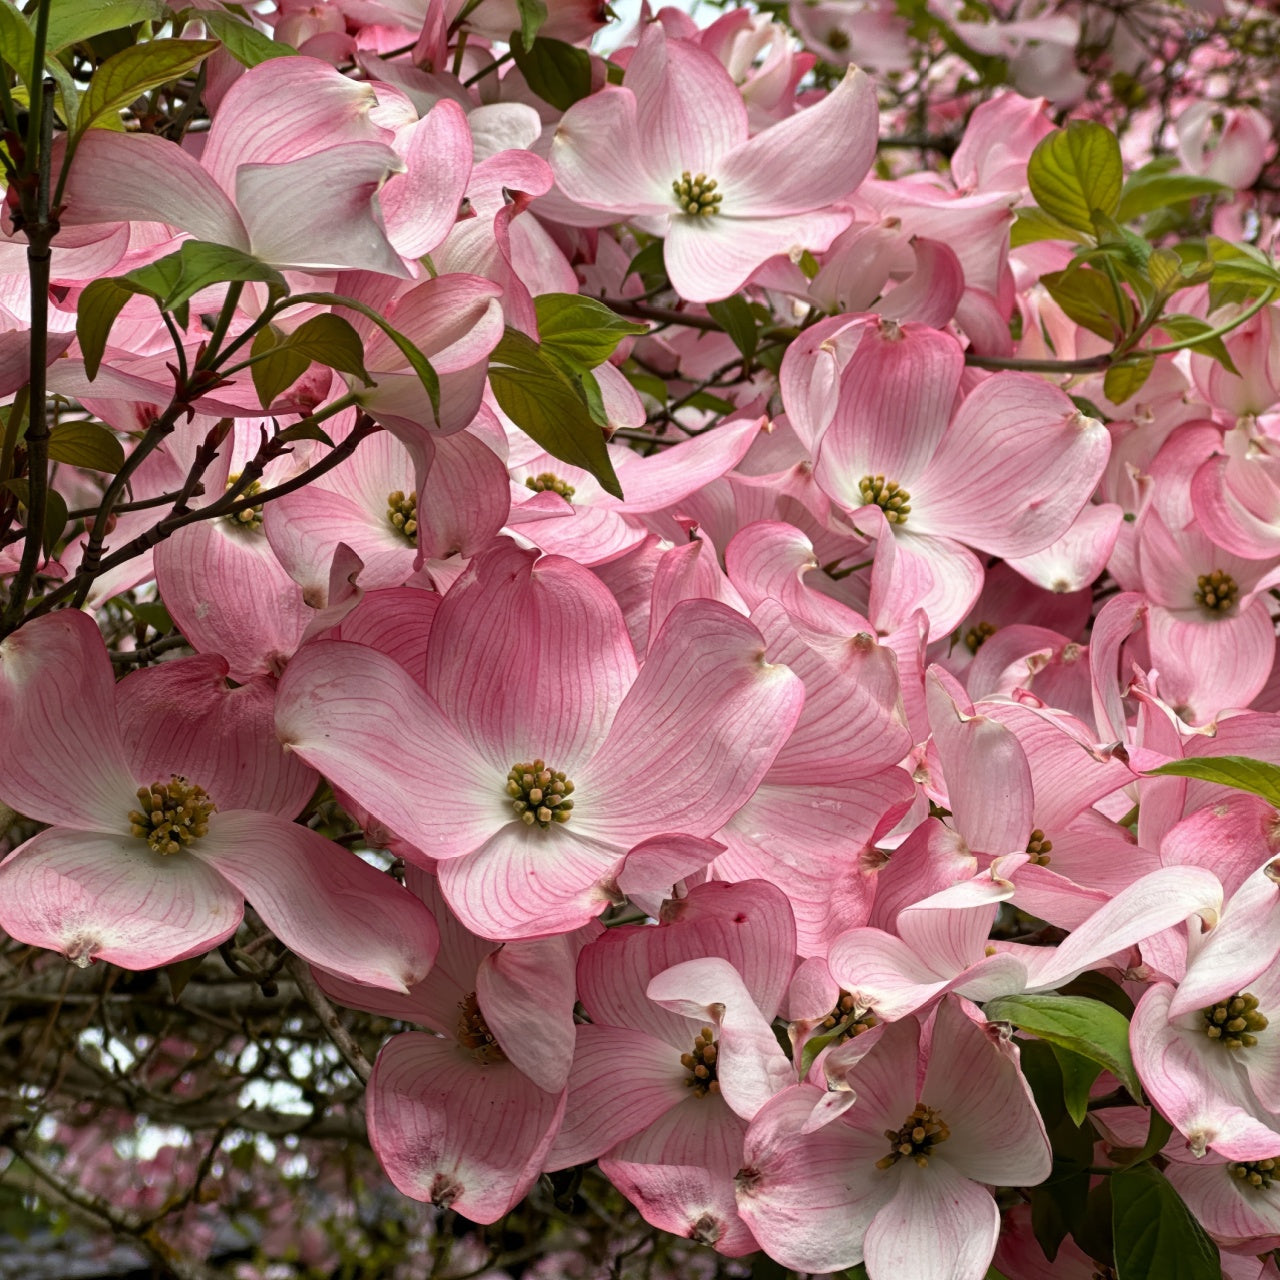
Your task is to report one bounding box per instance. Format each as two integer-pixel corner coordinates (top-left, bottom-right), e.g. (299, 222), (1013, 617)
(510, 35), (592, 112)
(249, 325), (310, 409)
(488, 329), (623, 498)
(534, 293), (647, 373)
(515, 0), (548, 46)
(1051, 1044), (1104, 1126)
(166, 955), (203, 1000)
(1103, 356), (1155, 406)
(1009, 206), (1090, 248)
(1117, 171), (1228, 222)
(275, 419), (335, 447)
(75, 278), (136, 379)
(201, 10), (297, 66)
(1145, 754), (1280, 806)
(1157, 313), (1240, 375)
(1028, 121), (1124, 236)
(625, 240), (666, 284)
(1112, 1164), (1220, 1280)
(798, 1016), (859, 1078)
(161, 240), (287, 312)
(298, 294), (440, 418)
(0, 3), (33, 86)
(706, 295), (758, 362)
(272, 314), (371, 384)
(3, 477), (68, 557)
(1041, 265), (1133, 341)
(47, 421), (125, 473)
(76, 38), (219, 134)
(983, 994), (1141, 1100)
(45, 0), (165, 53)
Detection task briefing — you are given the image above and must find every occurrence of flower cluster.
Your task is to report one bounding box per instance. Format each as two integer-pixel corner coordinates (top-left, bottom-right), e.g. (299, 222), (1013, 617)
(2, 0), (1280, 1276)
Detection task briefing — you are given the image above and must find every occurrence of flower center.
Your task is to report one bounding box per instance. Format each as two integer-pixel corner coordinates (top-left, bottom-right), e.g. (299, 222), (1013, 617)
(1026, 828), (1053, 866)
(128, 776), (215, 856)
(817, 990), (878, 1042)
(681, 1026), (720, 1097)
(456, 991), (506, 1064)
(1203, 991), (1268, 1049)
(1195, 569), (1239, 614)
(671, 171), (722, 217)
(225, 473), (264, 531)
(505, 759), (575, 828)
(386, 489), (418, 543)
(1229, 1158), (1277, 1191)
(525, 472), (576, 501)
(877, 1103), (949, 1170)
(858, 475), (911, 524)
(964, 621), (996, 653)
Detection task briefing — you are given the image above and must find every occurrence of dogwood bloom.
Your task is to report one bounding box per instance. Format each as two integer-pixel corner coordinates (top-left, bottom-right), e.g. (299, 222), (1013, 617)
(550, 23), (877, 301)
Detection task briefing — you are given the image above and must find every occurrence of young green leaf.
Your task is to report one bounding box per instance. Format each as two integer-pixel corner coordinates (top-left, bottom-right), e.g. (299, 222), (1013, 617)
(201, 10), (298, 66)
(45, 0), (165, 53)
(1028, 121), (1124, 236)
(533, 294), (648, 372)
(1112, 1164), (1220, 1280)
(983, 994), (1141, 1100)
(76, 278), (138, 380)
(706, 295), (758, 362)
(1117, 172), (1228, 222)
(1103, 356), (1155, 406)
(3, 477), (69, 557)
(1144, 754), (1280, 806)
(1051, 1044), (1104, 1126)
(1041, 266), (1133, 341)
(249, 326), (311, 409)
(161, 241), (287, 312)
(510, 35), (593, 111)
(488, 329), (623, 498)
(76, 38), (219, 135)
(515, 0), (549, 47)
(47, 422), (125, 473)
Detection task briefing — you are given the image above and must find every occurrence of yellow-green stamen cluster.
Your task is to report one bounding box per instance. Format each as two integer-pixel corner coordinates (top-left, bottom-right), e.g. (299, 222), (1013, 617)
(858, 475), (911, 524)
(672, 171), (722, 217)
(1026, 828), (1053, 866)
(817, 991), (878, 1042)
(964, 621), (996, 654)
(1196, 569), (1239, 613)
(456, 991), (506, 1064)
(1203, 992), (1268, 1049)
(681, 1026), (719, 1097)
(877, 1103), (950, 1170)
(224, 474), (264, 531)
(386, 490), (418, 543)
(128, 776), (215, 856)
(525, 472), (576, 501)
(506, 760), (574, 828)
(1229, 1158), (1277, 1191)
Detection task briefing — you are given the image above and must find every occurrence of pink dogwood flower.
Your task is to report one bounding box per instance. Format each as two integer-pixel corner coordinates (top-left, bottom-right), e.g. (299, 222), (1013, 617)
(276, 541), (805, 939)
(550, 23), (877, 302)
(0, 612), (437, 989)
(735, 996), (1051, 1278)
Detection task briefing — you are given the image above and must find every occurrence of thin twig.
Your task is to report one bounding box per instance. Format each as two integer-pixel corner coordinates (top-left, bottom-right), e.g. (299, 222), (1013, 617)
(285, 955), (373, 1084)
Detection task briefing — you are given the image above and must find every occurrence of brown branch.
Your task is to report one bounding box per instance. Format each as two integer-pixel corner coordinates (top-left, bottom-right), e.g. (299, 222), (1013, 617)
(285, 954), (373, 1084)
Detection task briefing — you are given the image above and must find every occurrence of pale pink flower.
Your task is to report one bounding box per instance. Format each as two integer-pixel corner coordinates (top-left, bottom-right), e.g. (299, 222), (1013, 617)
(276, 540), (805, 939)
(0, 612), (437, 989)
(735, 997), (1051, 1278)
(550, 24), (877, 302)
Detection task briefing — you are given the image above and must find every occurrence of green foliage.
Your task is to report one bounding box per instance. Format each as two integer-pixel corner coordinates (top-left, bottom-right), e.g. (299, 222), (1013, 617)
(534, 293), (647, 371)
(984, 994), (1141, 1100)
(706, 295), (759, 362)
(45, 0), (165, 53)
(1145, 754), (1280, 806)
(1027, 122), (1123, 237)
(510, 35), (593, 111)
(201, 10), (297, 66)
(47, 421), (125, 473)
(1112, 1164), (1220, 1280)
(248, 313), (371, 411)
(488, 328), (623, 498)
(76, 38), (218, 134)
